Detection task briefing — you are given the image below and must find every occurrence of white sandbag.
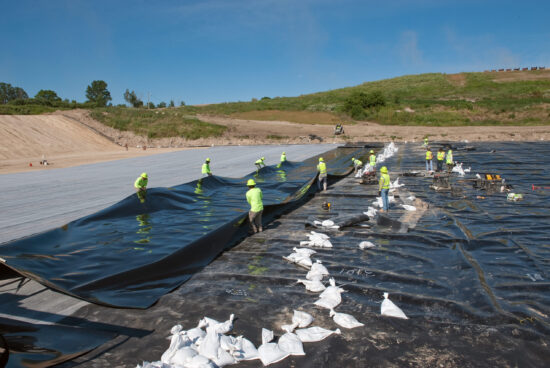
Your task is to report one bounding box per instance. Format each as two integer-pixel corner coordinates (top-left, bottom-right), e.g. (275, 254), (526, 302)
(277, 332), (305, 356)
(292, 310), (314, 328)
(257, 342), (290, 366)
(198, 327), (220, 361)
(236, 336), (259, 361)
(315, 279), (344, 309)
(329, 309), (364, 329)
(295, 326), (341, 342)
(359, 241), (376, 249)
(381, 292), (408, 319)
(219, 335), (239, 352)
(306, 260), (329, 280)
(185, 354), (215, 368)
(407, 195), (416, 201)
(321, 219), (335, 227)
(199, 314), (235, 334)
(363, 206), (377, 217)
(373, 197), (383, 208)
(186, 327), (206, 345)
(160, 327), (189, 364)
(390, 178), (404, 188)
(400, 204), (416, 211)
(297, 278), (326, 292)
(283, 253), (313, 268)
(293, 247), (317, 256)
(300, 240), (314, 246)
(171, 347), (197, 366)
(213, 347), (237, 367)
(262, 328), (274, 345)
(310, 231), (330, 239)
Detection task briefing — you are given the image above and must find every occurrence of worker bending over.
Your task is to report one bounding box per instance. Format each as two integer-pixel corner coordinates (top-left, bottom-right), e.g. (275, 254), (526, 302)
(425, 147), (433, 172)
(255, 157), (266, 170)
(351, 157), (363, 174)
(446, 148), (454, 171)
(436, 148), (445, 172)
(246, 179), (263, 233)
(379, 166), (390, 212)
(368, 150), (376, 167)
(134, 172), (148, 192)
(202, 158), (212, 177)
(317, 157), (328, 191)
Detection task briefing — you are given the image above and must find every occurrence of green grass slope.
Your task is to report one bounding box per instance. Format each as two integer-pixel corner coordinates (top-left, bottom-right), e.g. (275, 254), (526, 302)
(183, 70), (550, 126)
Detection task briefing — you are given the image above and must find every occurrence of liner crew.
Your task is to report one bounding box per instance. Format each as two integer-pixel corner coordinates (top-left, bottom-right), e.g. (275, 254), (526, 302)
(246, 179), (263, 233)
(379, 166), (390, 212)
(436, 148), (445, 172)
(255, 157), (266, 170)
(425, 147), (433, 172)
(351, 157), (363, 174)
(446, 148), (454, 171)
(317, 157), (328, 191)
(202, 158), (212, 177)
(368, 150), (376, 167)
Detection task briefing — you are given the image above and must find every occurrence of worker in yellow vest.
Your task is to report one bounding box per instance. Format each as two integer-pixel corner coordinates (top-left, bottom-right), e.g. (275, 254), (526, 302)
(134, 172), (148, 192)
(379, 166), (391, 212)
(425, 147), (433, 172)
(246, 179), (263, 233)
(280, 152), (286, 163)
(317, 157), (328, 191)
(351, 157), (363, 174)
(255, 157), (266, 170)
(446, 148), (454, 171)
(423, 136), (429, 147)
(201, 158), (212, 177)
(436, 148), (445, 172)
(368, 150), (376, 167)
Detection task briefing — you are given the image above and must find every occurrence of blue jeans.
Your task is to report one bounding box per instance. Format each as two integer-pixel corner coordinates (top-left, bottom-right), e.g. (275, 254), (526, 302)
(437, 160), (443, 172)
(381, 188), (389, 211)
(426, 159), (433, 171)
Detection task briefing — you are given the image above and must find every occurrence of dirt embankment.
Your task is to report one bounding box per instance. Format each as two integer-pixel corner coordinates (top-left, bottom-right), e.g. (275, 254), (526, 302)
(1, 109), (549, 174)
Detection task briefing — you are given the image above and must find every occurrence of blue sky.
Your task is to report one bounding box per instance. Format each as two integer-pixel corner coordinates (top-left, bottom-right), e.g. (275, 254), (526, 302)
(1, 0), (549, 105)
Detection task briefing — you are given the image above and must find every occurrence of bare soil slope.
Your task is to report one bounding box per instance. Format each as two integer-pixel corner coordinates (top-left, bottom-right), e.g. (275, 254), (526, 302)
(0, 113), (186, 174)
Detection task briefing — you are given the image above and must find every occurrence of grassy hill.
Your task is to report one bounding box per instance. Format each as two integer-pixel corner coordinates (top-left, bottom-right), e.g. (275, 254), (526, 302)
(180, 70), (550, 126)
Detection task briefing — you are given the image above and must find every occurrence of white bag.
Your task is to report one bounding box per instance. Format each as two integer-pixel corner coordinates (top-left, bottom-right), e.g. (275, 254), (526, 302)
(329, 309), (364, 329)
(295, 326), (341, 342)
(277, 332), (305, 356)
(381, 292), (408, 319)
(292, 310), (314, 328)
(293, 247), (317, 256)
(171, 347), (197, 366)
(297, 278), (326, 292)
(359, 241), (376, 249)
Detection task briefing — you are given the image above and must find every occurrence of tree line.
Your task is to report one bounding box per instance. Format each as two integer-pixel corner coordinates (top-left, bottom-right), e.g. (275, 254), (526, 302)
(1, 81), (183, 109)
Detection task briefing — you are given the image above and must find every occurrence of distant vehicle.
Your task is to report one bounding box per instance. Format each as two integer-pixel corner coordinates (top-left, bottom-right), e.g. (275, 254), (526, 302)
(334, 123), (344, 135)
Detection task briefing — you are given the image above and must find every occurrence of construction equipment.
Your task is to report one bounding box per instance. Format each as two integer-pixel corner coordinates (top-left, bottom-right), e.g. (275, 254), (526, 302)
(359, 170), (377, 185)
(430, 173), (451, 191)
(334, 124), (344, 135)
(473, 173), (512, 193)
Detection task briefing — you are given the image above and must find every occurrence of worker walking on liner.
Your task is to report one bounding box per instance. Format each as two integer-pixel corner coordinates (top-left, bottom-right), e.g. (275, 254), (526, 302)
(423, 136), (429, 147)
(202, 158), (212, 177)
(134, 172), (148, 192)
(436, 147), (445, 172)
(379, 166), (391, 212)
(255, 157), (266, 170)
(351, 157), (363, 174)
(446, 147), (454, 172)
(368, 150), (376, 168)
(317, 157), (328, 191)
(425, 147), (433, 172)
(246, 179), (263, 233)
(280, 151), (286, 163)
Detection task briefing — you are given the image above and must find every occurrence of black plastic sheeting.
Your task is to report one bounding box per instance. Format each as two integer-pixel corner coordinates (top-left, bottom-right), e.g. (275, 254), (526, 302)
(3, 143), (550, 367)
(0, 147), (361, 309)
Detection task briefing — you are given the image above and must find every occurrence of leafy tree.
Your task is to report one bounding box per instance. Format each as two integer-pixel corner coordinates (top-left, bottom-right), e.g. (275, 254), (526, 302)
(169, 100), (175, 107)
(124, 89), (143, 108)
(147, 102), (155, 109)
(180, 101), (186, 106)
(86, 80), (112, 107)
(35, 89), (61, 102)
(157, 101), (167, 108)
(0, 82), (29, 104)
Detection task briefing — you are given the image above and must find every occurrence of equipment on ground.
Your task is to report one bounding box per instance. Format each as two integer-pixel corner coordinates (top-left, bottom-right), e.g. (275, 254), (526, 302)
(334, 124), (344, 135)
(430, 173), (451, 191)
